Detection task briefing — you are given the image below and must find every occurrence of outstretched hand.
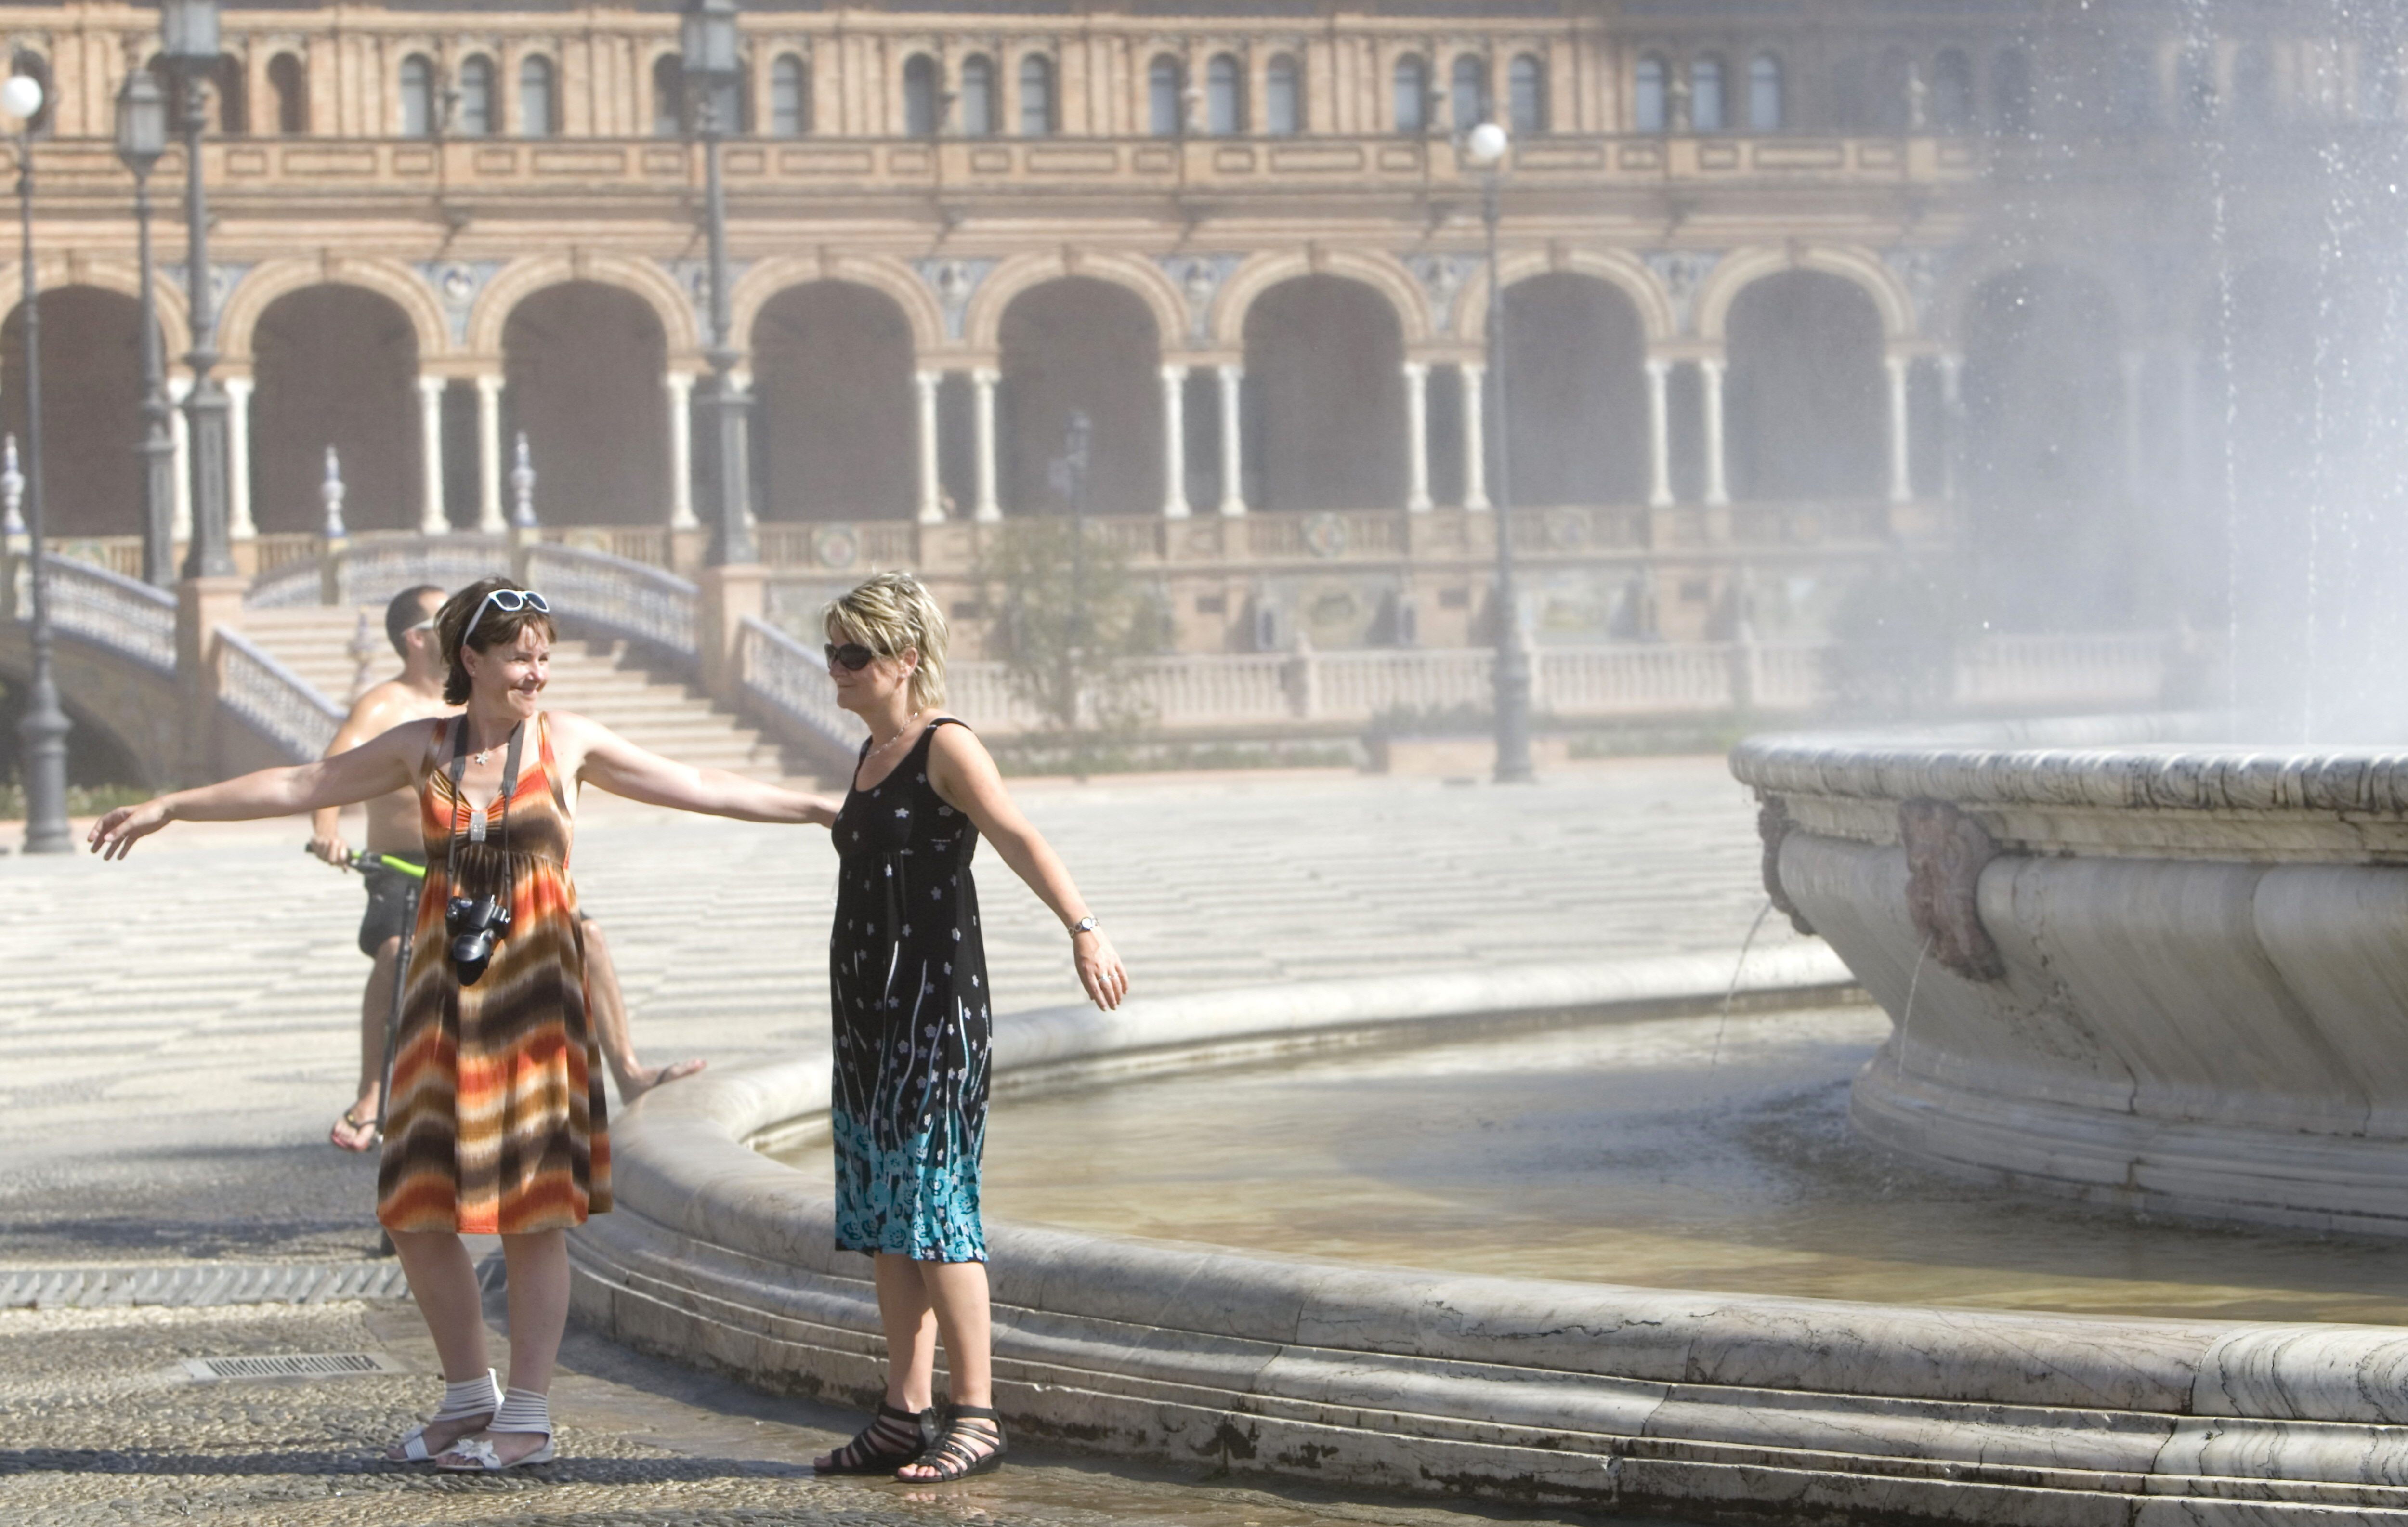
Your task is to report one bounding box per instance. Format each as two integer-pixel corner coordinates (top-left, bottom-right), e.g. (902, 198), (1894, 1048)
(87, 800), (171, 861)
(1075, 930), (1129, 1012)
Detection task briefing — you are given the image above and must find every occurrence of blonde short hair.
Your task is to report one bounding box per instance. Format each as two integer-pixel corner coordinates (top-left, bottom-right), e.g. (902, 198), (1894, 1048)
(824, 571), (949, 711)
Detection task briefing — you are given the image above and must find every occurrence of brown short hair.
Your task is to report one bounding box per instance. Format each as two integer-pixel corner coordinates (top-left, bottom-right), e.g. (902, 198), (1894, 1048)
(435, 576), (555, 705)
(384, 584), (445, 657)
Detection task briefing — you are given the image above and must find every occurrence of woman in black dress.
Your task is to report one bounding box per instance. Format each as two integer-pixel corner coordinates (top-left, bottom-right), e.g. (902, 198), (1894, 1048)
(811, 572), (1129, 1483)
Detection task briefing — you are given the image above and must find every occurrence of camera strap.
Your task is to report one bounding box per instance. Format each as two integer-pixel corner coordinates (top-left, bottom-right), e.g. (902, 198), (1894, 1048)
(445, 718), (525, 866)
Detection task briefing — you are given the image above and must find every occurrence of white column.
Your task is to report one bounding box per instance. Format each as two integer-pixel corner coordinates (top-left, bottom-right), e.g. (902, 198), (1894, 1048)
(664, 371), (698, 530)
(474, 373), (506, 532)
(1885, 354), (1913, 505)
(970, 367), (1000, 522)
(1459, 361), (1490, 511)
(1402, 360), (1433, 512)
(1216, 363), (1245, 516)
(1643, 357), (1674, 508)
(169, 375), (192, 543)
(1699, 356), (1729, 507)
(1938, 353), (1964, 505)
(413, 375), (447, 533)
(914, 369), (943, 524)
(224, 375), (257, 540)
(1160, 363), (1191, 519)
(731, 367), (757, 527)
(2119, 350), (2147, 505)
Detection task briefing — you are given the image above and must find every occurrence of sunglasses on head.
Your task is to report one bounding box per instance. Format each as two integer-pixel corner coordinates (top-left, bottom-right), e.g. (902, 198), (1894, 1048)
(824, 641), (878, 672)
(465, 587), (550, 641)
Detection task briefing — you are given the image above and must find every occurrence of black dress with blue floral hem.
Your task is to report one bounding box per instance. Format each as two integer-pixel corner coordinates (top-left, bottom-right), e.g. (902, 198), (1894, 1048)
(828, 717), (993, 1264)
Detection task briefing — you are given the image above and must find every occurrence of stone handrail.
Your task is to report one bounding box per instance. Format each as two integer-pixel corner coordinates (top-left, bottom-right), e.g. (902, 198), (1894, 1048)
(20, 556), (177, 675)
(212, 627), (343, 762)
(733, 616), (856, 767)
(522, 543), (698, 658)
(244, 533), (514, 611)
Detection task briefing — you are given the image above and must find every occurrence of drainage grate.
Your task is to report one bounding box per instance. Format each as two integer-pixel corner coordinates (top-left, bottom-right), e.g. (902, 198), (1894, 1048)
(182, 1351), (404, 1383)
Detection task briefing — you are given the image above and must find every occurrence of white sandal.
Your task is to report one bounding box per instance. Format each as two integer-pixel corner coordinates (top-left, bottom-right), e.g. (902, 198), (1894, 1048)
(391, 1369), (502, 1462)
(436, 1387), (556, 1472)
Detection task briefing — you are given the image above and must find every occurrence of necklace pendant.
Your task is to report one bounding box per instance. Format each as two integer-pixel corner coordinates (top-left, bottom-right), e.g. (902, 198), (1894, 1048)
(468, 806), (488, 843)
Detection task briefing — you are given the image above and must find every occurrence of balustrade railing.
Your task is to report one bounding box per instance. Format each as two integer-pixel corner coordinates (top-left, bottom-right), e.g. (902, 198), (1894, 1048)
(214, 627), (343, 761)
(733, 616), (863, 769)
(22, 556), (179, 674)
(524, 543), (699, 657)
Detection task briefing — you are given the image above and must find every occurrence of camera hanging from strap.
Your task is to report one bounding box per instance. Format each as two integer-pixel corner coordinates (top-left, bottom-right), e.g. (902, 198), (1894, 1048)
(443, 718), (525, 986)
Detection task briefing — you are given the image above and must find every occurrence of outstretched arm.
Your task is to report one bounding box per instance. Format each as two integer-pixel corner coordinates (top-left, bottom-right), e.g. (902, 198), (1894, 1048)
(927, 724), (1129, 1012)
(309, 691), (404, 867)
(90, 718), (436, 861)
(550, 711), (838, 826)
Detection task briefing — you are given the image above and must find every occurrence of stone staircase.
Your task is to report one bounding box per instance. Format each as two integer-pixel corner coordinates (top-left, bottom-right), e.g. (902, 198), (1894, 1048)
(237, 606), (823, 782)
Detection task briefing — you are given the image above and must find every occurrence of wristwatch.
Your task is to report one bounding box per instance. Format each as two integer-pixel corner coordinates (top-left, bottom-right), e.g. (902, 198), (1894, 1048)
(1068, 915), (1098, 938)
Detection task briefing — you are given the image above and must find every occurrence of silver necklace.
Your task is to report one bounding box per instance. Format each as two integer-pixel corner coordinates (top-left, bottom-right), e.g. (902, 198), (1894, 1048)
(869, 709), (925, 758)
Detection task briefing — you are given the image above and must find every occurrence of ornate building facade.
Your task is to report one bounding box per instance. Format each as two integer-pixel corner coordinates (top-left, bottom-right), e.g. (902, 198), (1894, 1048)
(0, 0), (2392, 657)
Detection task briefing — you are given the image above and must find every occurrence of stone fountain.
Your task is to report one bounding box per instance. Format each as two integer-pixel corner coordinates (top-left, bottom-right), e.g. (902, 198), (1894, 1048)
(1734, 713), (2408, 1236)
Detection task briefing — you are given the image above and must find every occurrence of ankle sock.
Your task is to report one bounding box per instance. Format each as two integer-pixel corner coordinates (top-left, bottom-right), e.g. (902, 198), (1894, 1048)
(491, 1387), (551, 1436)
(435, 1370), (502, 1421)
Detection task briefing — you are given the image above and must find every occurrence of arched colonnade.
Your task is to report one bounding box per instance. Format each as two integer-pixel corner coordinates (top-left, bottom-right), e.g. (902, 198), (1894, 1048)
(6, 242), (1976, 541)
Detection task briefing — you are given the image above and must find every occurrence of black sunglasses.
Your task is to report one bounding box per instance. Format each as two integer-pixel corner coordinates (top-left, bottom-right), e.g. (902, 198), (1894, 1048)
(824, 642), (877, 672)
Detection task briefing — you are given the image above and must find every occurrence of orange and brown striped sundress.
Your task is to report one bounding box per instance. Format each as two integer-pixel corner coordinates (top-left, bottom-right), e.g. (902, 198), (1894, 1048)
(377, 712), (609, 1235)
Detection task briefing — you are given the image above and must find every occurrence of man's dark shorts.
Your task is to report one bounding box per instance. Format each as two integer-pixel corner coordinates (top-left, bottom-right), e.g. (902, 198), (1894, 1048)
(357, 853), (428, 958)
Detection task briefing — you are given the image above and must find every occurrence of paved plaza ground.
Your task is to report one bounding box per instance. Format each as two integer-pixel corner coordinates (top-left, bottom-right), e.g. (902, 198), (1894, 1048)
(0, 758), (1781, 1526)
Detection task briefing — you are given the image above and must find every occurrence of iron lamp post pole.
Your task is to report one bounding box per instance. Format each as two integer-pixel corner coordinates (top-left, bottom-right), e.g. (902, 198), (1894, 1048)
(684, 0), (752, 567)
(165, 0), (232, 581)
(116, 68), (172, 590)
(9, 73), (68, 852)
(1468, 121), (1532, 783)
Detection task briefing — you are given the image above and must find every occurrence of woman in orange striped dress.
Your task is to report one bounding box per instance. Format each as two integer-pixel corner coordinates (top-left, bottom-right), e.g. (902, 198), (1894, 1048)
(90, 575), (839, 1472)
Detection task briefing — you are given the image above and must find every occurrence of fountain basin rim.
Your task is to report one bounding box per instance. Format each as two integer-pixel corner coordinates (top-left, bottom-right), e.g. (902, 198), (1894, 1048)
(1731, 712), (2408, 820)
(585, 948), (2408, 1424)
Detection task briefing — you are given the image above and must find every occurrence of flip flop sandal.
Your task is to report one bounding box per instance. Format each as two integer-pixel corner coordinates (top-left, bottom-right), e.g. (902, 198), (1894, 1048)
(817, 1401), (937, 1475)
(435, 1386), (556, 1472)
(898, 1405), (1006, 1482)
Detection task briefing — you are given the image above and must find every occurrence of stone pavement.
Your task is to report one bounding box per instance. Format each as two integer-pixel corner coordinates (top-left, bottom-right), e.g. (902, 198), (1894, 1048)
(0, 758), (1780, 1526)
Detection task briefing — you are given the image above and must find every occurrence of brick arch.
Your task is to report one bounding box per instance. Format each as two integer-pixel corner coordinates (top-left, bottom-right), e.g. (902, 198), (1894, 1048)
(0, 257), (191, 359)
(466, 252), (700, 360)
(1937, 247), (2141, 352)
(1458, 249), (1675, 346)
(733, 254), (944, 359)
(962, 250), (1185, 355)
(1695, 244), (1918, 345)
(218, 255), (450, 365)
(1211, 249), (1430, 350)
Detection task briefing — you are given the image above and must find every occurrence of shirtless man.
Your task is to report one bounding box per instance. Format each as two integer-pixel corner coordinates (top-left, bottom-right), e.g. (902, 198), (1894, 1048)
(314, 585), (702, 1152)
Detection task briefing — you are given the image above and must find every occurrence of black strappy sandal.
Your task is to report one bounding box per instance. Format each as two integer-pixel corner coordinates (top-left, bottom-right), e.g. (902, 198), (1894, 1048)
(898, 1404), (1007, 1482)
(816, 1401), (936, 1475)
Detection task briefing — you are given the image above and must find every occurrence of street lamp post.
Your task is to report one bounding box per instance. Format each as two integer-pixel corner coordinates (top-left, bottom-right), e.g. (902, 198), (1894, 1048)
(7, 70), (69, 851)
(162, 0), (233, 581)
(115, 67), (172, 589)
(1465, 120), (1532, 783)
(682, 0), (753, 567)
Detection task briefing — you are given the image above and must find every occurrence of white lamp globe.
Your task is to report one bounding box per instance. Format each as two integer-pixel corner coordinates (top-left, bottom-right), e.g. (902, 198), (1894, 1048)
(1466, 120), (1508, 166)
(1, 75), (44, 123)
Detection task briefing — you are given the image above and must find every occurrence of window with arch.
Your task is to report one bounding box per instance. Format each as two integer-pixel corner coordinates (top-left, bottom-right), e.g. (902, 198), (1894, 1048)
(2230, 42), (2273, 125)
(1451, 54), (1490, 131)
(1932, 49), (1974, 130)
(1019, 54), (1054, 135)
(1266, 53), (1303, 134)
(518, 55), (555, 137)
(1508, 53), (1546, 133)
(1148, 54), (1184, 135)
(457, 55), (494, 137)
(1207, 52), (1243, 134)
(903, 53), (941, 136)
(653, 53), (682, 135)
(6, 52), (50, 136)
(1691, 55), (1726, 131)
(1393, 53), (1430, 132)
(1991, 47), (2035, 133)
(1748, 52), (1783, 130)
(268, 52), (306, 135)
(399, 53), (436, 137)
(959, 53), (995, 135)
(1635, 53), (1668, 132)
(772, 52), (810, 136)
